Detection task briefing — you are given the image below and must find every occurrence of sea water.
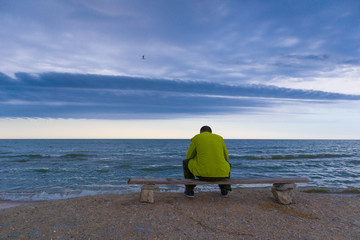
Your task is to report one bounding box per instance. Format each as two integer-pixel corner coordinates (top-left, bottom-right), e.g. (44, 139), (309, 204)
(0, 139), (359, 200)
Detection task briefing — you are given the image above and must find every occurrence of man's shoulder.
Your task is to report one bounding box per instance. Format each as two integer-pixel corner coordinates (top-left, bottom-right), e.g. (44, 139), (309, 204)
(191, 133), (202, 141)
(212, 133), (223, 139)
(192, 132), (224, 141)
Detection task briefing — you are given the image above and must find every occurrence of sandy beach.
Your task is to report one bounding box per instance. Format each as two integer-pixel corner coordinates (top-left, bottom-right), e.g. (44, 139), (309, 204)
(1, 189), (359, 240)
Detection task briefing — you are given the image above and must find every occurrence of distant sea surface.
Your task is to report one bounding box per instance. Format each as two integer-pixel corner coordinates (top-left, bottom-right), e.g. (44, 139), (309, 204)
(1, 139), (359, 201)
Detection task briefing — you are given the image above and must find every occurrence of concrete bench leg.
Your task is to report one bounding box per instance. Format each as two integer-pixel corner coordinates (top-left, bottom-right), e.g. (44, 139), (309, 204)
(271, 183), (296, 205)
(140, 184), (159, 203)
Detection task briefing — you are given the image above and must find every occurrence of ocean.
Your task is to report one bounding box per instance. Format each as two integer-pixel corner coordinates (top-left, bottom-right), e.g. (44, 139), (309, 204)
(0, 139), (359, 201)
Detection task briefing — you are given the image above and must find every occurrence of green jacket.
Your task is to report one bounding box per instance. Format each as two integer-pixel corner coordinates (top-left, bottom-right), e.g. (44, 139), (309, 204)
(186, 132), (230, 177)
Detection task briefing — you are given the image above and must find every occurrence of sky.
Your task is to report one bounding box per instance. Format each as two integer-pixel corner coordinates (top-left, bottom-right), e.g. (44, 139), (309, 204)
(1, 0), (360, 139)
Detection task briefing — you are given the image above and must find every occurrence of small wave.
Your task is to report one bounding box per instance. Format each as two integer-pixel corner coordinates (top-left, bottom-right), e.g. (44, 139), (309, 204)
(349, 160), (360, 164)
(61, 154), (95, 158)
(123, 153), (136, 157)
(0, 190), (116, 201)
(3, 154), (51, 159)
(140, 165), (180, 172)
(0, 186), (141, 201)
(96, 169), (109, 173)
(5, 153), (95, 160)
(267, 165), (283, 170)
(12, 159), (30, 163)
(230, 154), (351, 160)
(53, 169), (80, 174)
(114, 164), (132, 169)
(33, 169), (50, 173)
(22, 154), (51, 158)
(0, 152), (13, 155)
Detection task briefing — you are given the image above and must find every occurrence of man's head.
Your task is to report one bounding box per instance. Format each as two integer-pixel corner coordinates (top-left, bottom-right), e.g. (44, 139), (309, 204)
(200, 126), (212, 133)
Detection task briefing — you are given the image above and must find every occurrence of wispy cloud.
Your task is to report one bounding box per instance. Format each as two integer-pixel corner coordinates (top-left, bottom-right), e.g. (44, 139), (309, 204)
(276, 37), (300, 47)
(1, 0), (360, 95)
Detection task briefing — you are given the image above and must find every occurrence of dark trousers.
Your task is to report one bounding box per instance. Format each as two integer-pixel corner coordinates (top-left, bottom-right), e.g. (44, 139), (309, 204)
(183, 159), (231, 192)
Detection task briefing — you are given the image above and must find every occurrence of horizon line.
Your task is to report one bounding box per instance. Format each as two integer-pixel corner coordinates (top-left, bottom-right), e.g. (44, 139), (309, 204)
(0, 138), (359, 140)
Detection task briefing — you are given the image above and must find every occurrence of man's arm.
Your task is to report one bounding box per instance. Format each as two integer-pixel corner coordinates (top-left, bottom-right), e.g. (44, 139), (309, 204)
(223, 141), (229, 160)
(186, 140), (197, 159)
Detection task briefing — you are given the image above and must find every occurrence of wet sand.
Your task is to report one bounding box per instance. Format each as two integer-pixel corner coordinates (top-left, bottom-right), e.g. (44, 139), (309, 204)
(0, 200), (40, 210)
(1, 189), (359, 239)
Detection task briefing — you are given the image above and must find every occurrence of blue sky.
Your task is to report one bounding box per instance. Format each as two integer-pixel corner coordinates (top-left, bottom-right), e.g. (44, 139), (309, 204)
(1, 0), (360, 139)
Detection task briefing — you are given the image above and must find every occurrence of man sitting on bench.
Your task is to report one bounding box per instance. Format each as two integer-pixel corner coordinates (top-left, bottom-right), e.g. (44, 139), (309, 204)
(183, 126), (231, 198)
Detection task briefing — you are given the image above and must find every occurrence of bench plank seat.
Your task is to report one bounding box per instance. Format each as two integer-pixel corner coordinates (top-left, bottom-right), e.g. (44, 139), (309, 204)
(128, 177), (309, 185)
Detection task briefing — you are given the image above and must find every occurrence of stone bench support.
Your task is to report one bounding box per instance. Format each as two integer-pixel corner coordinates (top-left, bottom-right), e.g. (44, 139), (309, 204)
(271, 183), (296, 205)
(140, 184), (159, 203)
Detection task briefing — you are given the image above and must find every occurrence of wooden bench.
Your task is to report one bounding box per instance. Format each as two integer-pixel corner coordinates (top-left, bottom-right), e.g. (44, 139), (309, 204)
(128, 177), (310, 204)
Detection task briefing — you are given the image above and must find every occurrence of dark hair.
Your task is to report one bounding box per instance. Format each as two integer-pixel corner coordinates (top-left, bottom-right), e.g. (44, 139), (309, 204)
(200, 126), (212, 133)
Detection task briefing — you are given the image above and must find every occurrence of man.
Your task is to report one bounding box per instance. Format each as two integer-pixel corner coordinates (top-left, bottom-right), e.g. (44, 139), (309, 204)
(183, 126), (231, 198)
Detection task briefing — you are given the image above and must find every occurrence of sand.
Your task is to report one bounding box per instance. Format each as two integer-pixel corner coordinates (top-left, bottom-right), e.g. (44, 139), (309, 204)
(1, 189), (359, 239)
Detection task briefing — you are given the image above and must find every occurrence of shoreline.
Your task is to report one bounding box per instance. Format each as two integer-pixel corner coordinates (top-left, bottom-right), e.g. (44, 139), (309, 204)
(0, 200), (42, 210)
(1, 189), (359, 239)
(1, 185), (359, 204)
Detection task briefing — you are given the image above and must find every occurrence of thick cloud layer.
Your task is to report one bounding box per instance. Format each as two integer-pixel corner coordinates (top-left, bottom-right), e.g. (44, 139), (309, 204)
(1, 72), (359, 119)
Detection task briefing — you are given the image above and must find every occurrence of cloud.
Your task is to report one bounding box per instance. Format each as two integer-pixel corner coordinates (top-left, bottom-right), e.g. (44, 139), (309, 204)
(286, 54), (331, 61)
(277, 37), (300, 47)
(2, 1), (360, 98)
(1, 72), (360, 119)
(265, 65), (360, 95)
